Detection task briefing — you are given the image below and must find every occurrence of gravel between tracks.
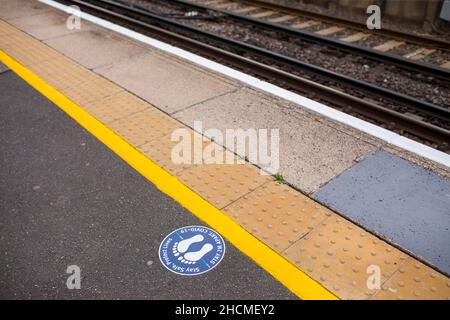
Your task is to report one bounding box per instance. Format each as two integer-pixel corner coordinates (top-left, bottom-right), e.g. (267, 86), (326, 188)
(126, 0), (449, 109)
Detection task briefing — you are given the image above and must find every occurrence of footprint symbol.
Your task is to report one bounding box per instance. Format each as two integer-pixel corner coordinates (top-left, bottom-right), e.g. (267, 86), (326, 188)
(172, 234), (214, 265)
(173, 234), (204, 256)
(178, 243), (213, 264)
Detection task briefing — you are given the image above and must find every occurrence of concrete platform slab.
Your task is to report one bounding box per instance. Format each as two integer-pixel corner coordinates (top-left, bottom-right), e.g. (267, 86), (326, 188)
(173, 87), (378, 194)
(314, 150), (450, 275)
(383, 144), (450, 179)
(44, 29), (148, 69)
(8, 8), (95, 41)
(96, 51), (238, 114)
(0, 0), (51, 21)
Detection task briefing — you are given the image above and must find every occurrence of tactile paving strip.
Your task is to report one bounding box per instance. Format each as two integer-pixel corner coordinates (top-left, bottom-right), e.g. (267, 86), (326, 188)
(224, 181), (330, 251)
(139, 129), (235, 175)
(0, 33), (61, 66)
(59, 76), (123, 105)
(108, 108), (182, 147)
(284, 216), (410, 300)
(178, 163), (272, 209)
(0, 19), (19, 37)
(3, 18), (450, 299)
(31, 56), (99, 90)
(372, 259), (450, 300)
(84, 91), (150, 124)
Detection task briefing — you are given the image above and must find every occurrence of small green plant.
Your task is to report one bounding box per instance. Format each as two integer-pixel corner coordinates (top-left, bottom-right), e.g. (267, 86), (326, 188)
(274, 173), (286, 184)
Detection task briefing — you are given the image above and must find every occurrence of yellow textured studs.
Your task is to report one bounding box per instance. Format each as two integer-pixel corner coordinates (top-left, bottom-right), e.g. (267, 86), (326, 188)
(224, 181), (330, 251)
(108, 108), (182, 146)
(178, 164), (271, 209)
(372, 259), (450, 300)
(285, 216), (408, 299)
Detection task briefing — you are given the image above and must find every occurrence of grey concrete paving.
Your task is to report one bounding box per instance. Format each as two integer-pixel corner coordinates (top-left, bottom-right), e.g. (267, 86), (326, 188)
(383, 144), (450, 180)
(96, 51), (238, 114)
(44, 29), (148, 70)
(314, 150), (450, 275)
(173, 87), (378, 194)
(0, 71), (295, 299)
(0, 0), (51, 21)
(8, 7), (96, 41)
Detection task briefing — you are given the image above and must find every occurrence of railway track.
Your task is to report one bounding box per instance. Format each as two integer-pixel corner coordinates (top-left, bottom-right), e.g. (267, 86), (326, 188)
(157, 0), (450, 113)
(60, 0), (450, 150)
(233, 0), (450, 47)
(187, 0), (450, 71)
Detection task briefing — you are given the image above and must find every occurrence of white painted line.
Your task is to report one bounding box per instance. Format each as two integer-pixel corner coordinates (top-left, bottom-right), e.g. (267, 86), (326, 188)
(40, 0), (450, 168)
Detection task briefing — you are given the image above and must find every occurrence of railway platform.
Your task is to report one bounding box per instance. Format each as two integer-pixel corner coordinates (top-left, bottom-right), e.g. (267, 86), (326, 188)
(1, 0), (449, 300)
(0, 67), (295, 299)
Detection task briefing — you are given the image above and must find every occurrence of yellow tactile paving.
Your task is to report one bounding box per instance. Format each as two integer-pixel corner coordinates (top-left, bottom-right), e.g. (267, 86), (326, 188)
(224, 181), (330, 251)
(2, 17), (450, 300)
(178, 163), (271, 209)
(372, 259), (450, 300)
(108, 108), (182, 147)
(139, 132), (194, 175)
(59, 76), (123, 105)
(30, 56), (99, 90)
(0, 33), (61, 66)
(139, 129), (234, 175)
(0, 19), (19, 37)
(84, 91), (150, 124)
(284, 216), (409, 300)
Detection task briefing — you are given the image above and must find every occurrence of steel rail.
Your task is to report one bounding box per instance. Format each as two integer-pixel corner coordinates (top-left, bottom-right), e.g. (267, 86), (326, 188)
(238, 0), (450, 48)
(85, 0), (450, 121)
(170, 0), (450, 81)
(62, 0), (450, 146)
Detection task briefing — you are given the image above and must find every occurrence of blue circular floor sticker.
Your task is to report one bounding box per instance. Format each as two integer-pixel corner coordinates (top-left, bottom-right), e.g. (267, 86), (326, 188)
(159, 226), (226, 276)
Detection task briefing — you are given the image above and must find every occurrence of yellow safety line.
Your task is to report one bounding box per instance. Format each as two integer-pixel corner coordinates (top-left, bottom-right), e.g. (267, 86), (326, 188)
(0, 50), (338, 300)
